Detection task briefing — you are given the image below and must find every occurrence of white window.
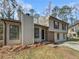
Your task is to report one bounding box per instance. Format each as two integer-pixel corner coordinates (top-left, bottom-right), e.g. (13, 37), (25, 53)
(34, 28), (39, 38)
(54, 21), (59, 29)
(0, 23), (3, 40)
(9, 25), (19, 40)
(62, 23), (66, 30)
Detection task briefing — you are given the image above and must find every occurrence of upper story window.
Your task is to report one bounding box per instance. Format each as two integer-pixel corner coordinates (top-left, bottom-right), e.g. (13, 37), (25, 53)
(62, 23), (66, 30)
(54, 21), (59, 29)
(9, 25), (19, 40)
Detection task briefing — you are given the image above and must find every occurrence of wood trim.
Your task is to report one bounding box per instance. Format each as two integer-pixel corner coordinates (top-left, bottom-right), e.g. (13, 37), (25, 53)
(49, 16), (69, 25)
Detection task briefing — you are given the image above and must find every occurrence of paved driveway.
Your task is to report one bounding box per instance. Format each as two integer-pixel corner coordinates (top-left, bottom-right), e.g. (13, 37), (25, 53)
(62, 41), (79, 51)
(47, 41), (79, 51)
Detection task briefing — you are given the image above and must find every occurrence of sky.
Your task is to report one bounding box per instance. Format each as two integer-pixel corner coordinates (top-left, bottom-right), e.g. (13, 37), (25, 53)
(16, 0), (79, 20)
(20, 0), (79, 14)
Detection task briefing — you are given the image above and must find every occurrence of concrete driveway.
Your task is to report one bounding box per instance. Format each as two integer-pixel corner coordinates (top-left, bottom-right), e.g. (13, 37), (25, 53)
(62, 41), (79, 51)
(47, 41), (79, 51)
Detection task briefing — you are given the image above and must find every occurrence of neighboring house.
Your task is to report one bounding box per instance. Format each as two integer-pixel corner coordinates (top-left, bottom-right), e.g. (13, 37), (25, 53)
(0, 15), (68, 46)
(48, 16), (68, 43)
(68, 22), (79, 38)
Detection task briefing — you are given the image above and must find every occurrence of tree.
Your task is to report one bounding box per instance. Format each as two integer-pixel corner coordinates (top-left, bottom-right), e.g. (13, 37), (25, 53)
(51, 6), (60, 18)
(58, 5), (72, 22)
(29, 9), (35, 16)
(0, 0), (4, 18)
(73, 4), (79, 20)
(34, 13), (40, 23)
(51, 5), (77, 25)
(69, 14), (76, 25)
(34, 13), (40, 19)
(0, 0), (17, 19)
(17, 5), (24, 20)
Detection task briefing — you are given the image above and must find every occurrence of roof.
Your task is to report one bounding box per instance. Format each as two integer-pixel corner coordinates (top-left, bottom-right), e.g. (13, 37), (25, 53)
(74, 20), (79, 24)
(0, 19), (48, 27)
(69, 23), (79, 29)
(49, 16), (69, 25)
(0, 19), (21, 23)
(68, 20), (79, 29)
(34, 16), (49, 27)
(34, 23), (49, 28)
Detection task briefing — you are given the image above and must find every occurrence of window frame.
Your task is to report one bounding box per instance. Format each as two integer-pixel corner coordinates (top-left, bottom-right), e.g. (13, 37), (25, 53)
(0, 23), (3, 40)
(54, 21), (59, 29)
(34, 27), (39, 38)
(62, 23), (66, 30)
(9, 25), (19, 40)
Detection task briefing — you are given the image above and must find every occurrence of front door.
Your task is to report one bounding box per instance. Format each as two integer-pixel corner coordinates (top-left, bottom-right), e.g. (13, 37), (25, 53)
(41, 29), (45, 41)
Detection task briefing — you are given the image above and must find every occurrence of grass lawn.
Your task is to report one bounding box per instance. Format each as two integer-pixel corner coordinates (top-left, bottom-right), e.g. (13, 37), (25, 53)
(68, 38), (79, 42)
(0, 45), (79, 59)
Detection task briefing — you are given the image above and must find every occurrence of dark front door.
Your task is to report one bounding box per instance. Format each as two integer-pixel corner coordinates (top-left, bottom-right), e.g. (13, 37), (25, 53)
(41, 29), (45, 40)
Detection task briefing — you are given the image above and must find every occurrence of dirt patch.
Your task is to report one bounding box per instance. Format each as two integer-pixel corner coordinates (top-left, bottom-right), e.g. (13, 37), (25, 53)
(0, 43), (44, 59)
(0, 43), (44, 52)
(0, 44), (79, 59)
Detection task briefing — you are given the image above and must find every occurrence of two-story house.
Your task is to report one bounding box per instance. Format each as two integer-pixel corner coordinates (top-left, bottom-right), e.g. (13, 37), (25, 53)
(68, 21), (79, 38)
(0, 15), (49, 45)
(48, 16), (68, 43)
(0, 15), (68, 46)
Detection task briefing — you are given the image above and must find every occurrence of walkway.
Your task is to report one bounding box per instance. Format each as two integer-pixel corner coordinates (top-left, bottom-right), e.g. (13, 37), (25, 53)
(62, 41), (79, 51)
(48, 41), (79, 51)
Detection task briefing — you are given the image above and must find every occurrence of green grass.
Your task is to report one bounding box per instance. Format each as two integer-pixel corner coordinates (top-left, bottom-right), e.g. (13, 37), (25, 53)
(68, 38), (79, 41)
(0, 45), (79, 59)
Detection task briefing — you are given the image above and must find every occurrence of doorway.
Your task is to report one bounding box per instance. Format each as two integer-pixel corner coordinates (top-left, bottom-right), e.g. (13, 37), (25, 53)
(41, 29), (45, 40)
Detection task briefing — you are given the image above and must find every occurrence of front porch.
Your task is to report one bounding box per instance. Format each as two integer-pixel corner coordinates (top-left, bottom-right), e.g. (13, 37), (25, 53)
(34, 24), (48, 43)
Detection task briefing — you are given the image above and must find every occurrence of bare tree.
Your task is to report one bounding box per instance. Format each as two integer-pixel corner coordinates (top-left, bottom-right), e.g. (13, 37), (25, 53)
(51, 6), (60, 18)
(17, 5), (24, 20)
(29, 9), (35, 16)
(51, 5), (78, 25)
(34, 13), (40, 23)
(0, 0), (17, 19)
